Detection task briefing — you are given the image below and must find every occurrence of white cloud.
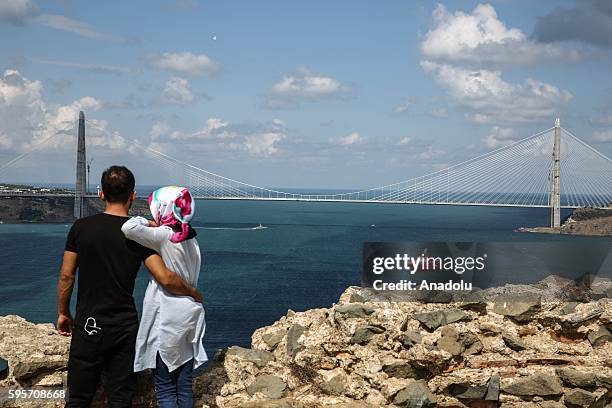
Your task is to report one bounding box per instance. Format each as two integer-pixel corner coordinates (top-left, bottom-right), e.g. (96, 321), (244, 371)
(0, 69), (124, 153)
(393, 98), (416, 115)
(149, 52), (220, 76)
(397, 137), (411, 146)
(195, 118), (230, 138)
(266, 67), (349, 109)
(35, 14), (116, 40)
(150, 121), (170, 140)
(331, 132), (367, 146)
(162, 76), (194, 105)
(0, 0), (37, 25)
(592, 130), (612, 142)
(147, 117), (287, 157)
(417, 146), (446, 161)
(481, 126), (517, 148)
(0, 2), (117, 41)
(421, 3), (581, 66)
(171, 117), (231, 139)
(244, 132), (285, 156)
(28, 57), (129, 75)
(430, 107), (448, 118)
(272, 74), (344, 97)
(421, 61), (572, 124)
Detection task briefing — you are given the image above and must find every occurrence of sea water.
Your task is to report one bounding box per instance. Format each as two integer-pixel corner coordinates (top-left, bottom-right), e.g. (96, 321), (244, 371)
(0, 200), (609, 358)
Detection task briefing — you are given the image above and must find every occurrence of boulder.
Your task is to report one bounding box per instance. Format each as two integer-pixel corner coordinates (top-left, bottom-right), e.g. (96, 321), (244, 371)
(502, 333), (527, 351)
(479, 322), (502, 336)
(319, 369), (349, 396)
(286, 324), (306, 358)
(562, 306), (603, 327)
(587, 326), (612, 346)
(557, 302), (579, 315)
(398, 329), (422, 349)
(350, 325), (385, 345)
(502, 372), (563, 397)
(226, 346), (274, 368)
(0, 315), (156, 407)
(485, 374), (500, 401)
(458, 301), (488, 315)
(436, 326), (482, 357)
(413, 308), (471, 331)
(447, 383), (487, 399)
(246, 375), (287, 399)
(564, 388), (596, 407)
(335, 304), (375, 318)
(262, 330), (286, 349)
(382, 362), (426, 380)
(556, 367), (597, 388)
(493, 294), (541, 323)
(393, 380), (437, 408)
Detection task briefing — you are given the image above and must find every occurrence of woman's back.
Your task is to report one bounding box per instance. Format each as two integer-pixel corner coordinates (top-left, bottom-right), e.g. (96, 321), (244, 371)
(155, 227), (201, 287)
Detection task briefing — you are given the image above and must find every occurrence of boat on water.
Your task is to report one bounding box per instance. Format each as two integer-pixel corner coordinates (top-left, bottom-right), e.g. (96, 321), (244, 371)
(254, 223), (266, 230)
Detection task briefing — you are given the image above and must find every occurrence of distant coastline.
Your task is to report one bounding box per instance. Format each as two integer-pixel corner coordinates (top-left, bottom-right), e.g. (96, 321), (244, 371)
(0, 195), (150, 223)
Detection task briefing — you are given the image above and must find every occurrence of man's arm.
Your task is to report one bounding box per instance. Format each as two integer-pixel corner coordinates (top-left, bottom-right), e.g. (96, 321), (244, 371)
(144, 254), (202, 302)
(57, 251), (78, 336)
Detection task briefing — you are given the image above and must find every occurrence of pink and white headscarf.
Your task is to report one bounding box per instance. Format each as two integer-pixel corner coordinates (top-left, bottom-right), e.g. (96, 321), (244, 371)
(148, 186), (195, 243)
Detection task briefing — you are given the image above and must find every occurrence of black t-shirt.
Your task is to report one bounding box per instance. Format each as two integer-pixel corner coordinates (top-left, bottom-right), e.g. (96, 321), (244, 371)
(65, 213), (156, 328)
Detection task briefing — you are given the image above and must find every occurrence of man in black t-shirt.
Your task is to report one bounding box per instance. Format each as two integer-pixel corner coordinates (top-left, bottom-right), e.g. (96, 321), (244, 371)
(57, 165), (202, 408)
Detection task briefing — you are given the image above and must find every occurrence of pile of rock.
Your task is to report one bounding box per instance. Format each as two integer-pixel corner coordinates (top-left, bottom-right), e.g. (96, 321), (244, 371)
(197, 285), (612, 407)
(0, 315), (155, 407)
(2, 276), (612, 407)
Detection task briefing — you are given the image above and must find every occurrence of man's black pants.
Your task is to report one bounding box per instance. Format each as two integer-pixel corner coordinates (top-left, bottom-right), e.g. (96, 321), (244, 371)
(66, 323), (139, 407)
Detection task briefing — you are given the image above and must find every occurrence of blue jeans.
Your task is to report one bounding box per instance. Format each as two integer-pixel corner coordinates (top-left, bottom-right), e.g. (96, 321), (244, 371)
(153, 353), (194, 408)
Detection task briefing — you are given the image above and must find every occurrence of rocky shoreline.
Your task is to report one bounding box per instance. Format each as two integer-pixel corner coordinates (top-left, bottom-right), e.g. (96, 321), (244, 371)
(2, 277), (612, 407)
(518, 208), (612, 236)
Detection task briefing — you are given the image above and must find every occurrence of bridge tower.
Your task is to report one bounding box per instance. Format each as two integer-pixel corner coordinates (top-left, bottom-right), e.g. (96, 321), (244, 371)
(550, 118), (561, 228)
(74, 111), (87, 219)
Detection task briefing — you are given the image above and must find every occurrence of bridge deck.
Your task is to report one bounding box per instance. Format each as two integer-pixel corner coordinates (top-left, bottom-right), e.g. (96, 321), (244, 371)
(0, 192), (600, 209)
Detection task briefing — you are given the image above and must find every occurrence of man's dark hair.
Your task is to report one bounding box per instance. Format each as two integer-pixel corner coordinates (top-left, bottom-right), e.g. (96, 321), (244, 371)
(101, 165), (135, 203)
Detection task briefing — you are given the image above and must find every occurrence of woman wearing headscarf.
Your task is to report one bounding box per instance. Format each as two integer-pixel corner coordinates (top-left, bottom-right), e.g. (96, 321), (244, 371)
(121, 186), (207, 408)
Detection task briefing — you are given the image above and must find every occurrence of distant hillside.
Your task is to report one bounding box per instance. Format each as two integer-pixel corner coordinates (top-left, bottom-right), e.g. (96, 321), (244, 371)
(0, 196), (150, 223)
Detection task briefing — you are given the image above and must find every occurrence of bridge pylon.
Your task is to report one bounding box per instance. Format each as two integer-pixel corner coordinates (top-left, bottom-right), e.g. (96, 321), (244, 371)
(74, 111), (87, 219)
(550, 118), (561, 228)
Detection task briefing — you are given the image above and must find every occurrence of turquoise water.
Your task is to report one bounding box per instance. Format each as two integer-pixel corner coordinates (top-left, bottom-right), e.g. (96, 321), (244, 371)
(0, 200), (609, 355)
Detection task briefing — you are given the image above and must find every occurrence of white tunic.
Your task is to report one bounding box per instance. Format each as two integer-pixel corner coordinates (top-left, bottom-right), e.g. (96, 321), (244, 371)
(121, 216), (208, 372)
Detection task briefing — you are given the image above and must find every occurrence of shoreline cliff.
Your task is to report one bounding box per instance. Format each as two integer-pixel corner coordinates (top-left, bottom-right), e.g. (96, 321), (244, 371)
(2, 277), (612, 407)
(0, 196), (150, 223)
(518, 207), (612, 236)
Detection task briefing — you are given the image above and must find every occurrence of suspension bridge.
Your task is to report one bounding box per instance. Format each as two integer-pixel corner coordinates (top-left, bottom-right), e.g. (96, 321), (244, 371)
(0, 112), (611, 227)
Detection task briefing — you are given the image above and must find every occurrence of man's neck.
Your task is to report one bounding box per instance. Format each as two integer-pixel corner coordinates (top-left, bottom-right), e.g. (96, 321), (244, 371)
(104, 203), (130, 217)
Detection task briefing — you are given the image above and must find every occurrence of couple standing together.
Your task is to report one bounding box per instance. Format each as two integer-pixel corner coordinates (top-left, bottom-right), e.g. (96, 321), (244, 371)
(56, 165), (207, 407)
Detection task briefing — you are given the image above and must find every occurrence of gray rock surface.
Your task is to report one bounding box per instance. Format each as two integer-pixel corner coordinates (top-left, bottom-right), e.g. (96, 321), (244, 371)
(493, 294), (541, 323)
(502, 372), (564, 396)
(413, 308), (471, 331)
(393, 380), (437, 408)
(246, 375), (287, 399)
(564, 388), (596, 407)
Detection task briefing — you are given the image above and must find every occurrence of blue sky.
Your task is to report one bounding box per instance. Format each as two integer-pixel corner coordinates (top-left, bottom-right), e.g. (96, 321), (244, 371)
(0, 0), (611, 188)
